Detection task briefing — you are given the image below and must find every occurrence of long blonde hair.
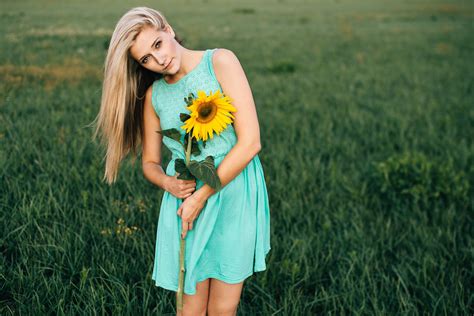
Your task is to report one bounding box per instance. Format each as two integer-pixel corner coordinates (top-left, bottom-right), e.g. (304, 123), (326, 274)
(91, 7), (183, 184)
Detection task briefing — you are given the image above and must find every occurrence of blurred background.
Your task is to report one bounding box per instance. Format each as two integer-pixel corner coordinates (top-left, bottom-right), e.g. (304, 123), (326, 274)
(1, 0), (472, 314)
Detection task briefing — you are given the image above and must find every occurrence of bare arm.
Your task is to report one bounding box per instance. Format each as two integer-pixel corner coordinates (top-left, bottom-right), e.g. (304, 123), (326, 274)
(141, 84), (169, 189)
(194, 48), (262, 201)
(142, 84), (198, 198)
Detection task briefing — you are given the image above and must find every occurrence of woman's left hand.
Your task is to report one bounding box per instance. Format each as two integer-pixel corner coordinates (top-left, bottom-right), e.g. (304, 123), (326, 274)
(177, 192), (207, 239)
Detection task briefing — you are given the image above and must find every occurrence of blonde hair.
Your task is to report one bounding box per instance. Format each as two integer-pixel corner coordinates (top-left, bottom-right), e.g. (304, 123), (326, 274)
(91, 7), (183, 184)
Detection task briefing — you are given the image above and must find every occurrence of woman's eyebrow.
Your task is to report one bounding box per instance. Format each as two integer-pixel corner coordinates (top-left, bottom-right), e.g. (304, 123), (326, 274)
(140, 36), (160, 62)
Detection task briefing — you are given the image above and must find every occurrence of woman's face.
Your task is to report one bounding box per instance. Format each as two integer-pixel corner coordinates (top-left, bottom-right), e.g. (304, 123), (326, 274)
(129, 24), (179, 75)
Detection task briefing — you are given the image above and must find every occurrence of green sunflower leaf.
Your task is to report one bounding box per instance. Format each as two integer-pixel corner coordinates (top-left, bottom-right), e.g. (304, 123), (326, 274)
(188, 156), (222, 191)
(180, 113), (191, 123)
(156, 128), (182, 143)
(184, 93), (196, 106)
(174, 159), (195, 180)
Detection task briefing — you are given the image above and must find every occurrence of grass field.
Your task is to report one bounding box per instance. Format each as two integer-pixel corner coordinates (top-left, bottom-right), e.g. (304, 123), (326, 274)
(1, 0), (473, 314)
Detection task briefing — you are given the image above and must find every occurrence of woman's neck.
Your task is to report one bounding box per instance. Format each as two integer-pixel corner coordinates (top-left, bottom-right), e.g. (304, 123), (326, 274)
(164, 48), (205, 84)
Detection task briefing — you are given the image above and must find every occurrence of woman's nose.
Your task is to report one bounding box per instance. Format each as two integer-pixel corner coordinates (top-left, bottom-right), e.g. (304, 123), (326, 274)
(151, 52), (166, 66)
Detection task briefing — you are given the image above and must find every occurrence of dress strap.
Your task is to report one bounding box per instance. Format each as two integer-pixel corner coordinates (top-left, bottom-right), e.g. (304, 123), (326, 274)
(206, 48), (219, 83)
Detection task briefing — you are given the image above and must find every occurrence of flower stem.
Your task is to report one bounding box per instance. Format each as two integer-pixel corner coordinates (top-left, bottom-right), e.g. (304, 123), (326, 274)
(177, 132), (193, 311)
(185, 132), (192, 166)
(177, 235), (186, 311)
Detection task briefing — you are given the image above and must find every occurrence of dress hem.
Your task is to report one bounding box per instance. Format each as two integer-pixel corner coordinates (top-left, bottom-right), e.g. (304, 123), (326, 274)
(153, 270), (256, 295)
(152, 247), (271, 295)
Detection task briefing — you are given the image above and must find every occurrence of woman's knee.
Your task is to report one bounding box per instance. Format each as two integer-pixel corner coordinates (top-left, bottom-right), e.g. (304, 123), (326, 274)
(176, 278), (210, 316)
(207, 301), (239, 316)
(207, 278), (243, 316)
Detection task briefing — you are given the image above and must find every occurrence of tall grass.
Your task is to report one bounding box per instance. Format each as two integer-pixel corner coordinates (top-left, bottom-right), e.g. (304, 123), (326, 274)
(1, 0), (472, 314)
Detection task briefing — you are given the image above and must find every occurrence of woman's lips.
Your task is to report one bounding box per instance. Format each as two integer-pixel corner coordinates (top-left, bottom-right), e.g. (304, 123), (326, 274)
(164, 59), (173, 70)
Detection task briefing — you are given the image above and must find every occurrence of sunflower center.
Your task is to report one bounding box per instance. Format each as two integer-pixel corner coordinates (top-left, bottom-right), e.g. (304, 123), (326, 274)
(197, 102), (217, 123)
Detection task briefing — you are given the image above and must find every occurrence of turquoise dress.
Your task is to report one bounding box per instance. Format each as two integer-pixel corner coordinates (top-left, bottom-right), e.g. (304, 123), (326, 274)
(150, 48), (271, 295)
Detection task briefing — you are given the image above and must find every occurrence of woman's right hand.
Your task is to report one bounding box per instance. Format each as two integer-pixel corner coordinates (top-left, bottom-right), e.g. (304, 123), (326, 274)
(164, 172), (196, 199)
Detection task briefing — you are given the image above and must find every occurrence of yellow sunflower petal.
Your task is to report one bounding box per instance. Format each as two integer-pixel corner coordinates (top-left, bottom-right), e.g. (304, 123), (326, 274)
(180, 90), (238, 141)
(216, 114), (228, 129)
(197, 90), (207, 99)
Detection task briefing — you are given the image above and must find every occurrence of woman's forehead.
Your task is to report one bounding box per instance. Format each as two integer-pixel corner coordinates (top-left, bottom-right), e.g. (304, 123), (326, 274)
(138, 25), (160, 39)
(130, 27), (160, 57)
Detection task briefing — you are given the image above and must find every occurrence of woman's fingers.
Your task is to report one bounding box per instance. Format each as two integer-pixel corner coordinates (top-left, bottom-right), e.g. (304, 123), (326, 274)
(178, 186), (196, 197)
(185, 187), (196, 193)
(182, 221), (189, 238)
(180, 218), (195, 238)
(178, 189), (194, 199)
(179, 184), (194, 190)
(179, 193), (189, 199)
(180, 182), (196, 189)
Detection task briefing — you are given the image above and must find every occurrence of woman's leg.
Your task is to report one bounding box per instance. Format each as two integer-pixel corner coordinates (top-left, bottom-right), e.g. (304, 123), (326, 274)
(176, 278), (210, 316)
(207, 278), (244, 316)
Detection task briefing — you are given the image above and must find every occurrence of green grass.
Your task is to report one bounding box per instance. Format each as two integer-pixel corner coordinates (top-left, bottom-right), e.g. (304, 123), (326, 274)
(1, 0), (473, 314)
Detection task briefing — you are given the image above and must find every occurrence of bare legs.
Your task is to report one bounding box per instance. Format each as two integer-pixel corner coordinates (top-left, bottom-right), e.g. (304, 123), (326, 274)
(207, 279), (244, 316)
(175, 278), (244, 316)
(176, 278), (210, 316)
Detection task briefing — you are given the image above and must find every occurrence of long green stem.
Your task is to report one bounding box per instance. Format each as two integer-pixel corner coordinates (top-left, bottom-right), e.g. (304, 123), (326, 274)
(185, 132), (192, 166)
(177, 132), (193, 312)
(177, 236), (186, 311)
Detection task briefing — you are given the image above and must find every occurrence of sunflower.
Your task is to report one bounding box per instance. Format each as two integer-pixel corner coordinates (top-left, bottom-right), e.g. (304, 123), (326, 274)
(181, 90), (237, 141)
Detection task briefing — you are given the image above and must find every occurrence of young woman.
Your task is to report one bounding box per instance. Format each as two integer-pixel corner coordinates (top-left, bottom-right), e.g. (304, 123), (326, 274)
(93, 7), (271, 315)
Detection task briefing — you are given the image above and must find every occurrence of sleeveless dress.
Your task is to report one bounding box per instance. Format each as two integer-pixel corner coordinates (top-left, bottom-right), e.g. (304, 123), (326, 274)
(150, 48), (271, 295)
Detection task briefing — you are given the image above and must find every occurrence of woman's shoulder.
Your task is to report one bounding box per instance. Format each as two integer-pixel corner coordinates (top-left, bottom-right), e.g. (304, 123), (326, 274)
(145, 81), (161, 115)
(145, 83), (155, 108)
(212, 48), (240, 65)
(211, 48), (244, 82)
(146, 83), (154, 98)
(146, 80), (158, 99)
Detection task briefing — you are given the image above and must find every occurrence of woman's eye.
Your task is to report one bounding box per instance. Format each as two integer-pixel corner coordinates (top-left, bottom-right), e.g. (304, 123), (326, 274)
(142, 57), (148, 64)
(155, 41), (161, 48)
